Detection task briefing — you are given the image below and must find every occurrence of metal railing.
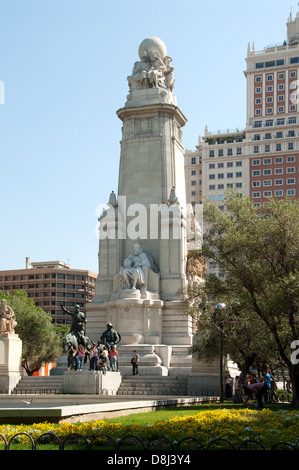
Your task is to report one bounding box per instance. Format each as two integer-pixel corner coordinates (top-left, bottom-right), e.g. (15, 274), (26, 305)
(0, 432), (297, 450)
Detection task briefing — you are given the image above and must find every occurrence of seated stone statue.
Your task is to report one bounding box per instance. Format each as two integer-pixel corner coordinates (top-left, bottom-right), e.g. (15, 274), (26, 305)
(0, 299), (17, 335)
(120, 243), (151, 290)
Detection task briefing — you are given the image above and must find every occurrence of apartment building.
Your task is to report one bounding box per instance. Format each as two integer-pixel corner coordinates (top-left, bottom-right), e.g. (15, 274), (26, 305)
(0, 258), (97, 325)
(185, 12), (299, 209)
(245, 13), (299, 206)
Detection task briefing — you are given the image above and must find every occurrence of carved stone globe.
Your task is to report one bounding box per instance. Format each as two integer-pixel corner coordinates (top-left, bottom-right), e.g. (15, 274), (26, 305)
(138, 37), (167, 60)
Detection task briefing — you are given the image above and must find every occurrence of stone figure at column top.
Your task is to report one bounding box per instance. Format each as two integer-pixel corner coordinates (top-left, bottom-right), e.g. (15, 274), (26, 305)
(127, 37), (175, 93)
(120, 243), (151, 290)
(0, 299), (17, 335)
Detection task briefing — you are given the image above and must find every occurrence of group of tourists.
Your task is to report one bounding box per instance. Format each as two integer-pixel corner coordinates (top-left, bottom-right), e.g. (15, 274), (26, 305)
(67, 342), (140, 375)
(224, 369), (272, 408)
(67, 343), (119, 372)
(242, 368), (272, 408)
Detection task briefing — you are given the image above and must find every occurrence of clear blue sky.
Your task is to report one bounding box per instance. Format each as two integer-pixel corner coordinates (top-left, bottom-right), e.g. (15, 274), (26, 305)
(0, 0), (297, 273)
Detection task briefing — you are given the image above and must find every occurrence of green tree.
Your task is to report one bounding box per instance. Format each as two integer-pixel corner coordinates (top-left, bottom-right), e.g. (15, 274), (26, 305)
(0, 290), (64, 375)
(187, 193), (299, 405)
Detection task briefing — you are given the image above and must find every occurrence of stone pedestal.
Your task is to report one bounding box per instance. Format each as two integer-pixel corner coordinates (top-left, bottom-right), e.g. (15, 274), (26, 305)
(187, 356), (221, 396)
(0, 334), (22, 393)
(62, 370), (121, 395)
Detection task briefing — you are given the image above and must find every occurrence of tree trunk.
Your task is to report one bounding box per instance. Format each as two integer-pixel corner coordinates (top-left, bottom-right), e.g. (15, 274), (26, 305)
(289, 364), (299, 407)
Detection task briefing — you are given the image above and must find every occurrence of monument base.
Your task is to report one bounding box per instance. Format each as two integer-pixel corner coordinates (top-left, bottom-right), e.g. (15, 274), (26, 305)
(62, 370), (121, 395)
(0, 335), (23, 394)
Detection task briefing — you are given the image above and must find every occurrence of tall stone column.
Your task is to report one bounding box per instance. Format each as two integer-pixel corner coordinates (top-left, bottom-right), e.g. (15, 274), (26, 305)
(87, 37), (193, 375)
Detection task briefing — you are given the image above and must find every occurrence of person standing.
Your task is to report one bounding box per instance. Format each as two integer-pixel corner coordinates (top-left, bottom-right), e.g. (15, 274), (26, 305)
(90, 345), (99, 370)
(101, 346), (110, 370)
(109, 346), (118, 371)
(131, 350), (139, 375)
(262, 368), (272, 403)
(67, 344), (77, 370)
(76, 344), (85, 371)
(225, 374), (233, 398)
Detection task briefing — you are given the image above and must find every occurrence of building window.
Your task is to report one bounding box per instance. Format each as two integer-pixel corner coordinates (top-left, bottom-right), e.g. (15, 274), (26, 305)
(218, 162), (224, 168)
(252, 170), (261, 176)
(265, 133), (272, 139)
(287, 189), (296, 195)
(236, 147), (242, 155)
(218, 149), (223, 157)
(191, 157), (196, 164)
(267, 86), (273, 92)
(227, 148), (233, 156)
(264, 191), (272, 197)
(254, 145), (259, 153)
(191, 180), (196, 186)
(275, 179), (283, 185)
(252, 181), (261, 187)
(267, 74), (273, 81)
(278, 106), (284, 113)
(278, 73), (285, 80)
(275, 190), (283, 196)
(275, 157), (283, 163)
(287, 167), (295, 173)
(287, 178), (295, 184)
(209, 150), (214, 158)
(218, 173), (224, 179)
(278, 84), (284, 91)
(263, 169), (272, 175)
(263, 158), (272, 164)
(265, 144), (270, 152)
(274, 168), (283, 174)
(287, 156), (295, 162)
(266, 96), (273, 103)
(236, 183), (242, 188)
(255, 76), (262, 82)
(256, 98), (262, 104)
(277, 118), (285, 125)
(263, 180), (272, 186)
(227, 172), (233, 178)
(218, 184), (224, 189)
(255, 87), (262, 93)
(278, 95), (284, 101)
(236, 172), (242, 177)
(209, 163), (215, 169)
(236, 161), (242, 166)
(209, 174), (215, 180)
(227, 162), (233, 167)
(252, 159), (260, 165)
(252, 192), (261, 198)
(276, 144), (282, 151)
(255, 109), (261, 115)
(209, 185), (215, 190)
(266, 120), (273, 126)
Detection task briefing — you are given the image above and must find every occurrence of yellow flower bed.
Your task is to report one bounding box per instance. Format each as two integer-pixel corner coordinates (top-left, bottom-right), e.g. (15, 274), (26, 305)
(0, 409), (298, 449)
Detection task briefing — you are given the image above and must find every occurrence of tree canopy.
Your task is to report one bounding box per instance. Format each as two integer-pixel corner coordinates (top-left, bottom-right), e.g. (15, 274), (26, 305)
(186, 193), (299, 405)
(0, 290), (66, 375)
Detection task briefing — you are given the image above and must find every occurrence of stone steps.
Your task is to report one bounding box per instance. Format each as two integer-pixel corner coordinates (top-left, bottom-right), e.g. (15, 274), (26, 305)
(117, 375), (188, 396)
(12, 376), (63, 394)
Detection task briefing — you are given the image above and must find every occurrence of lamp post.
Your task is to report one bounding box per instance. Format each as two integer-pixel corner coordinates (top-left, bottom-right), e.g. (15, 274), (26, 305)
(215, 303), (226, 403)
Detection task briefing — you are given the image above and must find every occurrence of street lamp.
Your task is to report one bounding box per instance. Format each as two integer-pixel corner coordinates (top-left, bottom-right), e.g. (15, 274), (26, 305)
(215, 303), (226, 403)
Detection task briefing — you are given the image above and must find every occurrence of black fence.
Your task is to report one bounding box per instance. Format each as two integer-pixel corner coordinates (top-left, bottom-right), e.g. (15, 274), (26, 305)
(0, 432), (297, 450)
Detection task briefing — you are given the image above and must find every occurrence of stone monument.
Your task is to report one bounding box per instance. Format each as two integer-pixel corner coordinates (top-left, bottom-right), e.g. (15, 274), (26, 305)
(0, 300), (22, 393)
(86, 37), (196, 377)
